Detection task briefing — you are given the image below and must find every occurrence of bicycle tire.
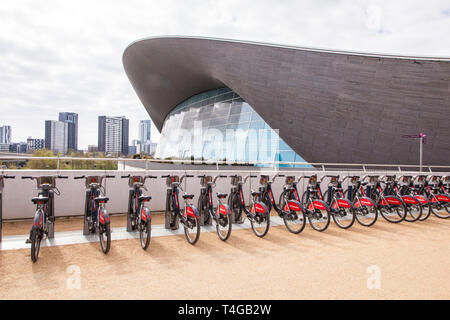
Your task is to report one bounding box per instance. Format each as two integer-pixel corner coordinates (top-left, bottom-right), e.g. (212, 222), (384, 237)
(323, 190), (355, 229)
(378, 199), (406, 223)
(216, 212), (232, 241)
(184, 217), (200, 245)
(140, 219), (152, 250)
(344, 190), (378, 227)
(30, 228), (41, 263)
(418, 203), (432, 221)
(250, 209), (270, 238)
(431, 202), (450, 219)
(403, 199), (422, 222)
(99, 222), (111, 254)
(302, 191), (331, 232)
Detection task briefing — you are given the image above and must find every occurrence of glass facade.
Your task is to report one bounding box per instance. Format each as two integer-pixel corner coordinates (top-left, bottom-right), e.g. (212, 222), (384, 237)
(155, 88), (306, 167)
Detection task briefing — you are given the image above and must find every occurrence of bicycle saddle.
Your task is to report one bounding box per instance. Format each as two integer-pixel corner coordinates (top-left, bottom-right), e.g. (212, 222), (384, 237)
(94, 196), (109, 203)
(32, 196), (49, 204)
(139, 195), (152, 202)
(216, 192), (228, 199)
(251, 191), (261, 197)
(182, 194), (195, 199)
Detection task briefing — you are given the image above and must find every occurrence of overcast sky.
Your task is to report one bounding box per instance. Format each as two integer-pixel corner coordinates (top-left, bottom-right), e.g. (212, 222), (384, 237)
(0, 0), (449, 150)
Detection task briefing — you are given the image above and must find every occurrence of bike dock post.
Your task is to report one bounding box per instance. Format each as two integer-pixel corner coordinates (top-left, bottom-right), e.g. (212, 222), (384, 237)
(83, 190), (90, 235)
(47, 191), (55, 239)
(165, 188), (179, 230)
(126, 188), (134, 232)
(0, 178), (3, 242)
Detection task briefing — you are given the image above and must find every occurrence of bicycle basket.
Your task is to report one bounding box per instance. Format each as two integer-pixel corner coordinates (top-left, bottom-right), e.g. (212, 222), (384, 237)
(260, 175), (269, 185)
(285, 176), (295, 185)
(401, 176), (412, 185)
(85, 176), (100, 188)
(385, 175), (396, 182)
(38, 176), (55, 188)
(368, 176), (378, 184)
(417, 176), (426, 183)
(231, 175), (242, 186)
(166, 176), (179, 186)
(330, 176), (339, 184)
(200, 176), (212, 186)
(129, 176), (143, 188)
(350, 176), (360, 184)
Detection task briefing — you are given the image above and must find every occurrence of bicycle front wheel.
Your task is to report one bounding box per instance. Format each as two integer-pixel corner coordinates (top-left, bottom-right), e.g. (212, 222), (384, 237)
(184, 217), (200, 245)
(30, 228), (41, 263)
(418, 203), (432, 221)
(354, 199), (378, 227)
(378, 201), (406, 223)
(251, 210), (270, 238)
(99, 223), (111, 254)
(140, 219), (152, 250)
(216, 212), (232, 241)
(431, 202), (450, 219)
(404, 202), (422, 222)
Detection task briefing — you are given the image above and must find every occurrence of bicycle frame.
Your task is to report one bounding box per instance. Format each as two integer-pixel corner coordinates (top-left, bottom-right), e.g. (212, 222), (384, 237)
(298, 175), (329, 213)
(259, 175), (304, 216)
(123, 175), (155, 232)
(164, 175), (200, 230)
(229, 175), (268, 221)
(0, 175), (14, 242)
(199, 175), (231, 224)
(346, 176), (376, 209)
(323, 175), (353, 211)
(75, 175), (113, 235)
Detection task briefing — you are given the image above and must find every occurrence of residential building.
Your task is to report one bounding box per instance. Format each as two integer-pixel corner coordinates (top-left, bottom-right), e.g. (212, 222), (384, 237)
(45, 120), (68, 154)
(98, 116), (129, 155)
(58, 112), (78, 151)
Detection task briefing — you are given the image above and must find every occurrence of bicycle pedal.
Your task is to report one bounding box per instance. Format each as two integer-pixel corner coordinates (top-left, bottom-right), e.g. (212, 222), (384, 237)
(25, 239), (32, 244)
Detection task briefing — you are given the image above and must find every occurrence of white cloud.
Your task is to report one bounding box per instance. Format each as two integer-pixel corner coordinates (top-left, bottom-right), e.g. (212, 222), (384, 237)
(0, 0), (449, 149)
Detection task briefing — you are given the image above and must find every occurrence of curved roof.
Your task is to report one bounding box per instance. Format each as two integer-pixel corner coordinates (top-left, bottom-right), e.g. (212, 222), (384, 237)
(123, 36), (450, 165)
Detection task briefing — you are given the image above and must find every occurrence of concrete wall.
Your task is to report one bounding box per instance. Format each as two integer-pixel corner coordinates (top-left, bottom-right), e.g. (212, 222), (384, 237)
(1, 169), (447, 220)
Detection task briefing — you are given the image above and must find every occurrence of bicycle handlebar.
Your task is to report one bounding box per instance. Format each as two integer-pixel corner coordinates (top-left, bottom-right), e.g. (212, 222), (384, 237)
(74, 175), (85, 179)
(0, 175), (15, 179)
(121, 174), (130, 178)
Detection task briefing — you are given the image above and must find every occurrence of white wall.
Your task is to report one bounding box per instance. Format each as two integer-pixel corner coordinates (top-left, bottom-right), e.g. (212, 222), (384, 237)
(0, 169), (445, 220)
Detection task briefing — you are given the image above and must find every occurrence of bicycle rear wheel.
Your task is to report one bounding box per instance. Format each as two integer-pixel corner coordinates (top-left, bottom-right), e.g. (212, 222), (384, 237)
(216, 212), (232, 241)
(30, 228), (41, 263)
(184, 217), (200, 245)
(99, 223), (111, 254)
(140, 219), (151, 250)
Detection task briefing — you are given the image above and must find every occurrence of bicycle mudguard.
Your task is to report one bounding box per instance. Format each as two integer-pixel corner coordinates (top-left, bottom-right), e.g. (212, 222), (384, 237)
(99, 208), (111, 225)
(32, 210), (43, 229)
(354, 197), (375, 207)
(414, 195), (428, 204)
(141, 207), (151, 222)
(307, 200), (328, 211)
(379, 196), (403, 206)
(430, 194), (450, 203)
(401, 195), (420, 205)
(218, 204), (231, 216)
(250, 202), (269, 214)
(186, 205), (200, 219)
(287, 200), (303, 212)
(331, 199), (352, 209)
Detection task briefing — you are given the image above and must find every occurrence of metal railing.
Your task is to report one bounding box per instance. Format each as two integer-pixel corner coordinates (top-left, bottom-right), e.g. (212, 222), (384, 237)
(1, 154), (449, 172)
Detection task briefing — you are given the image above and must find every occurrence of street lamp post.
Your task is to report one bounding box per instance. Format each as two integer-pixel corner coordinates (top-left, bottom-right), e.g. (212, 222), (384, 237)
(402, 132), (427, 172)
